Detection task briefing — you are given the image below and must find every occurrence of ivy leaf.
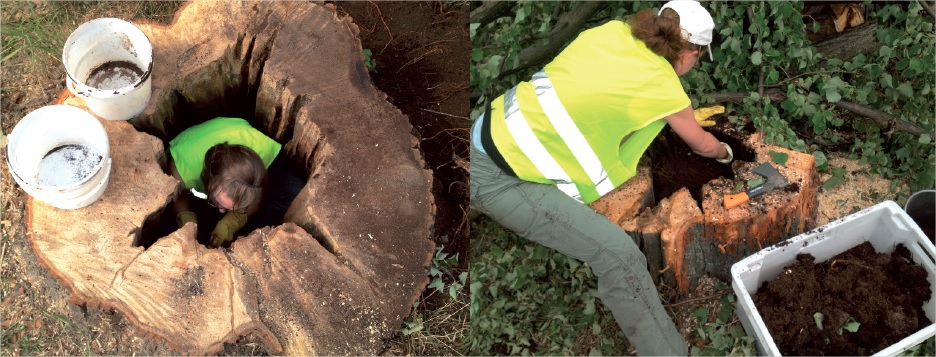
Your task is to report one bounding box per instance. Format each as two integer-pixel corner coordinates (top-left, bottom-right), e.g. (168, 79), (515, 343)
(747, 178), (765, 188)
(822, 167), (848, 190)
(428, 277), (444, 293)
(839, 317), (860, 334)
(769, 151), (789, 166)
(813, 150), (828, 171)
(920, 134), (932, 144)
(825, 90), (841, 103)
(897, 82), (914, 98)
(471, 49), (484, 62)
(751, 51), (763, 65)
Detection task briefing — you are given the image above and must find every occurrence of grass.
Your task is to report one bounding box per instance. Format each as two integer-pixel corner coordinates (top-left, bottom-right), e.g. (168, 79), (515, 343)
(2, 4), (184, 354)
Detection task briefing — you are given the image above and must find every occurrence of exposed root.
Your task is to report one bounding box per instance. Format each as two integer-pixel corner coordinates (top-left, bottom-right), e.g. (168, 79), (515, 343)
(419, 108), (469, 120)
(369, 1), (394, 53)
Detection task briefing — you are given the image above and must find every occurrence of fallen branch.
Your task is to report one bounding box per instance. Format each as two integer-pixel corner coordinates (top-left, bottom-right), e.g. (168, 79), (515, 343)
(498, 1), (607, 79)
(919, 0), (936, 20)
(695, 91), (934, 140)
(469, 1), (513, 28)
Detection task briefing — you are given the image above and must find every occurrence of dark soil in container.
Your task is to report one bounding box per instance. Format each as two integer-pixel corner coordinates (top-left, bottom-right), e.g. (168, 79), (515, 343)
(753, 241), (933, 355)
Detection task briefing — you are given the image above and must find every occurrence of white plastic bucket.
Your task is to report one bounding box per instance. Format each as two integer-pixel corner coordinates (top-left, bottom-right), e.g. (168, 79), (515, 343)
(6, 105), (112, 209)
(62, 18), (152, 121)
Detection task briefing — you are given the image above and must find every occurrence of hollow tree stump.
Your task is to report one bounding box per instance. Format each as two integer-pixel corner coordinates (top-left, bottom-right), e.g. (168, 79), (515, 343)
(29, 1), (435, 355)
(591, 133), (818, 292)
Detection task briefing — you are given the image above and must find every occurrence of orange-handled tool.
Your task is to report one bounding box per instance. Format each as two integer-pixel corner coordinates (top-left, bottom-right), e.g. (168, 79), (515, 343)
(723, 163), (788, 210)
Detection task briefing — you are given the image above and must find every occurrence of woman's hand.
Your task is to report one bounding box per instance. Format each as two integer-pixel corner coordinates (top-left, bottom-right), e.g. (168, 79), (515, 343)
(209, 209), (248, 248)
(664, 105), (729, 161)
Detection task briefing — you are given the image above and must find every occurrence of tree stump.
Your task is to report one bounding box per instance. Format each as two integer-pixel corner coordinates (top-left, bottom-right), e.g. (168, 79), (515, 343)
(28, 1), (434, 355)
(591, 132), (819, 292)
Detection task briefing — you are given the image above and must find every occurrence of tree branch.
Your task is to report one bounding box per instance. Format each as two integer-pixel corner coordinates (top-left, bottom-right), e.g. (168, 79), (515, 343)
(469, 2), (513, 28)
(919, 0), (936, 20)
(695, 91), (934, 140)
(498, 1), (607, 79)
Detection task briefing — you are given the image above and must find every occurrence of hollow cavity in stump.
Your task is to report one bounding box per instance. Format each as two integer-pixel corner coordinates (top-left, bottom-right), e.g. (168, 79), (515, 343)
(28, 2), (435, 355)
(135, 121), (311, 249)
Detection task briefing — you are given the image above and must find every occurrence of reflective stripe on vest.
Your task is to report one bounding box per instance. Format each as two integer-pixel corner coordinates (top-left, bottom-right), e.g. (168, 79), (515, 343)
(502, 86), (583, 201)
(502, 70), (615, 202)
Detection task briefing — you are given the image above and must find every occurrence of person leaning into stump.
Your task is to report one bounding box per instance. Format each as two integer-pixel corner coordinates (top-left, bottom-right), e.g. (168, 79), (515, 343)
(470, 1), (731, 355)
(168, 117), (305, 248)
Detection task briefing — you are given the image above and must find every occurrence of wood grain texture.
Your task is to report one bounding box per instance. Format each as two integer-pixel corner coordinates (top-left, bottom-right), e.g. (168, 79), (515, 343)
(29, 1), (434, 355)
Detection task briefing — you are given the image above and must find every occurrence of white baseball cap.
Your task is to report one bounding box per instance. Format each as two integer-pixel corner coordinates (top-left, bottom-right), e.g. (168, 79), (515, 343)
(659, 0), (715, 60)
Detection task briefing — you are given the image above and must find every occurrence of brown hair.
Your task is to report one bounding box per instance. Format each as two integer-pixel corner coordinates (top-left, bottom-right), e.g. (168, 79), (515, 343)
(201, 143), (267, 210)
(628, 8), (705, 66)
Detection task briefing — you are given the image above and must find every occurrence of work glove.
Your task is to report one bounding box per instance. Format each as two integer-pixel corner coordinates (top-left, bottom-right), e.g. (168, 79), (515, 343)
(716, 142), (734, 164)
(176, 211), (197, 228)
(693, 105), (725, 127)
(210, 209), (248, 248)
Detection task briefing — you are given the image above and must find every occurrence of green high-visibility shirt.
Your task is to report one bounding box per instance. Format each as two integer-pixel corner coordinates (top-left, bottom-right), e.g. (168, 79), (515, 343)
(169, 117), (281, 193)
(488, 21), (690, 204)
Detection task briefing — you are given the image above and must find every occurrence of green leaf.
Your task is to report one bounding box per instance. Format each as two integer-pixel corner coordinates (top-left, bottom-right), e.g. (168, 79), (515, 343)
(814, 312), (825, 331)
(920, 134), (932, 144)
(583, 297), (596, 315)
(692, 306), (709, 324)
(471, 49), (484, 62)
(747, 178), (765, 188)
(769, 151), (789, 166)
(838, 317), (860, 334)
(825, 90), (841, 103)
(897, 82), (914, 98)
(751, 51), (762, 65)
(823, 171), (848, 190)
(813, 151), (828, 171)
(428, 277), (444, 292)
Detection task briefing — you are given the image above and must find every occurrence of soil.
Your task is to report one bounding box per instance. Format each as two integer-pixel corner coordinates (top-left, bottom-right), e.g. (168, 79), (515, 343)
(752, 242), (932, 355)
(333, 2), (470, 269)
(647, 112), (756, 205)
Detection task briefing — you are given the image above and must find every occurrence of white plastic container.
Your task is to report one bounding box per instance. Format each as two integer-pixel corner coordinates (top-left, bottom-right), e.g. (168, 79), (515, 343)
(6, 105), (112, 209)
(731, 201), (936, 356)
(62, 17), (152, 121)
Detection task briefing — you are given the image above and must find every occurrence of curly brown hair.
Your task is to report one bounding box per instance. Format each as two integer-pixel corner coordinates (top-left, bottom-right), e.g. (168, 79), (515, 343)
(628, 8), (705, 66)
(201, 143), (267, 210)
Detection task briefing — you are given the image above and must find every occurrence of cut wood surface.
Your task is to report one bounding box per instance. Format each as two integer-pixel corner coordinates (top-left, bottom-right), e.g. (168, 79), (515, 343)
(592, 133), (818, 292)
(30, 1), (434, 355)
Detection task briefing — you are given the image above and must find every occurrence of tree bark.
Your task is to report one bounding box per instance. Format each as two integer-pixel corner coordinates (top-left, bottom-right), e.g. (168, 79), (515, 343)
(470, 1), (513, 28)
(31, 2), (434, 355)
(499, 1), (607, 78)
(700, 91), (934, 140)
(814, 22), (879, 61)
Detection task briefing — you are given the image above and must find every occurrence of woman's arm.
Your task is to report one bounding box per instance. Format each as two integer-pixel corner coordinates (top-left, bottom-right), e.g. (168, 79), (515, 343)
(168, 154), (197, 226)
(664, 105), (730, 161)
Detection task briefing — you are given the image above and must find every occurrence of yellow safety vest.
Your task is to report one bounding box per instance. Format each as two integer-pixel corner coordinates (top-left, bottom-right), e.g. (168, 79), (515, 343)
(486, 21), (690, 204)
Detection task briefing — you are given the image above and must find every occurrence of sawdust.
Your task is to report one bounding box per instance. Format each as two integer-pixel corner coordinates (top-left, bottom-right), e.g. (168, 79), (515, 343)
(816, 151), (899, 226)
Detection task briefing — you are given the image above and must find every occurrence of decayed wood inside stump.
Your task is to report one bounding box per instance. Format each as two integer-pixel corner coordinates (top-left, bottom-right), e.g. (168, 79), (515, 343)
(29, 2), (434, 355)
(592, 128), (819, 292)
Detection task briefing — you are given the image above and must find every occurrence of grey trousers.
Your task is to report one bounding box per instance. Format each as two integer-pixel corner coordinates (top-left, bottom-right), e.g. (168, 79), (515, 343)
(470, 145), (687, 356)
